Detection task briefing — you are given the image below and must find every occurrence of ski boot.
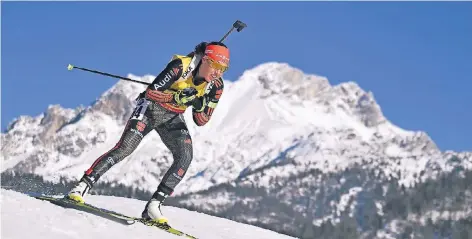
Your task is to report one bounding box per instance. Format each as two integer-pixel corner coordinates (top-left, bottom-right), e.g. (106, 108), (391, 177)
(66, 175), (94, 203)
(141, 185), (173, 225)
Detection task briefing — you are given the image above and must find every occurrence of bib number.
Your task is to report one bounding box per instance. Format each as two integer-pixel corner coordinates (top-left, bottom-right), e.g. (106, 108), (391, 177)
(132, 98), (150, 120)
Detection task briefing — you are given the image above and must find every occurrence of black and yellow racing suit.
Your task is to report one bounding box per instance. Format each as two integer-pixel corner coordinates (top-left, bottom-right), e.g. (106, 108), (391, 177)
(80, 54), (224, 197)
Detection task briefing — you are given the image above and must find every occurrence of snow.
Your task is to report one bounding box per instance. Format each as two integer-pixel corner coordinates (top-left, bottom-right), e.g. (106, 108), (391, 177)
(337, 187), (362, 217)
(0, 189), (295, 239)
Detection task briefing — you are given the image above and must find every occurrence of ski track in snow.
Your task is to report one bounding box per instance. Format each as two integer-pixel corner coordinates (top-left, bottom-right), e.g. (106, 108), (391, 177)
(0, 189), (295, 239)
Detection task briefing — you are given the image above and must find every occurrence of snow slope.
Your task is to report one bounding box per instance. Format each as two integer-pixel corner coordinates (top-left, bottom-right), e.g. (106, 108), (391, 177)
(0, 189), (295, 239)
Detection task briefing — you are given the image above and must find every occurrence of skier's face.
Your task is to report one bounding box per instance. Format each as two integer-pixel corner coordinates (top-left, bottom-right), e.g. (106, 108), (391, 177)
(198, 56), (228, 82)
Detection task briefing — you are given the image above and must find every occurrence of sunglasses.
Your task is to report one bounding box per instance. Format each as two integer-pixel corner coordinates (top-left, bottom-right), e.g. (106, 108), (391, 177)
(204, 56), (229, 72)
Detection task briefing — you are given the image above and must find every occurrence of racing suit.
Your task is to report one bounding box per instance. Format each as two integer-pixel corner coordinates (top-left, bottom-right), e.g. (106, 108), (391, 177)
(80, 54), (224, 198)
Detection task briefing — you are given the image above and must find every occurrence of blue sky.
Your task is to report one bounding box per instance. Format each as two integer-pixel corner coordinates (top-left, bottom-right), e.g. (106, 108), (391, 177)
(2, 2), (471, 151)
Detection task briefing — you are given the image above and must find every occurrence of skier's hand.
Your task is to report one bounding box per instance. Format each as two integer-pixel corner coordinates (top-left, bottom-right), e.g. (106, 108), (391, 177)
(190, 96), (207, 112)
(174, 87), (198, 106)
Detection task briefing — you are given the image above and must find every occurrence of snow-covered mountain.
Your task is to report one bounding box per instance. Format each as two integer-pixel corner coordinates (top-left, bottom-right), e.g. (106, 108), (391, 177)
(2, 62), (471, 238)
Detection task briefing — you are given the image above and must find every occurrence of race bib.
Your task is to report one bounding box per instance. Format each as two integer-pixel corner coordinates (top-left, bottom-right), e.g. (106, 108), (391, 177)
(132, 98), (150, 120)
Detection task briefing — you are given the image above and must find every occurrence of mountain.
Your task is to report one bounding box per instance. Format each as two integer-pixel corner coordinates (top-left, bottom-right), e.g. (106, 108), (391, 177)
(2, 62), (471, 239)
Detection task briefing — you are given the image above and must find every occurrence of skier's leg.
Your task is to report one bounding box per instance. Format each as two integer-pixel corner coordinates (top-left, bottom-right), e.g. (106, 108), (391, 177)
(86, 119), (154, 180)
(68, 99), (154, 202)
(142, 113), (193, 222)
(156, 114), (193, 194)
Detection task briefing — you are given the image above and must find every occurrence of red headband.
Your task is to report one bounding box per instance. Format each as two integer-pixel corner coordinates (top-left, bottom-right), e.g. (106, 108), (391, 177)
(204, 45), (230, 65)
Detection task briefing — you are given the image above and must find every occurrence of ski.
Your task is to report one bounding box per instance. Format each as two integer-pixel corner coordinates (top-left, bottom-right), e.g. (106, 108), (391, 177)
(33, 194), (136, 225)
(30, 194), (197, 239)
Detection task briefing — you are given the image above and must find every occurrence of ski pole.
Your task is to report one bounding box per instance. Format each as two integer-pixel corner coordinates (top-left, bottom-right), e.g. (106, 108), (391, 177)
(67, 20), (247, 82)
(67, 64), (150, 85)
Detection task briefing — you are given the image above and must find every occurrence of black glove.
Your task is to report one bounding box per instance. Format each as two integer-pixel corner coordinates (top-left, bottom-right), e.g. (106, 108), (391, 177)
(174, 87), (198, 106)
(190, 96), (207, 112)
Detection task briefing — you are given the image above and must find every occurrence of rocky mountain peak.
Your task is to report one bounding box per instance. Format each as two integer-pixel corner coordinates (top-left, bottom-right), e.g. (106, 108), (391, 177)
(242, 62), (331, 100)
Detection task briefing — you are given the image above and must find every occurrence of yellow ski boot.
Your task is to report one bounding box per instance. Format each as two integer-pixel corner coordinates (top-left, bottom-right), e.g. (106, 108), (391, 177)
(66, 181), (90, 203)
(142, 199), (169, 225)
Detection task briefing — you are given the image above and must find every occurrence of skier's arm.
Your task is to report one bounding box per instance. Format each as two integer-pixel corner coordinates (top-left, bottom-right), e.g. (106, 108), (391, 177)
(145, 59), (183, 103)
(192, 78), (224, 126)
